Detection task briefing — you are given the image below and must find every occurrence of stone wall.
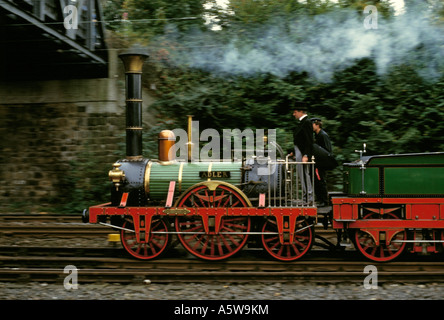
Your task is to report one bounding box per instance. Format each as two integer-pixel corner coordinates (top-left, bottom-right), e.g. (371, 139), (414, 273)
(0, 80), (123, 213)
(0, 50), (157, 213)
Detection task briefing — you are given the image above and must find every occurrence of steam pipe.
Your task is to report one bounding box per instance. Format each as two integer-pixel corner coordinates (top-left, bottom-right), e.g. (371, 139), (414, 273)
(119, 49), (149, 160)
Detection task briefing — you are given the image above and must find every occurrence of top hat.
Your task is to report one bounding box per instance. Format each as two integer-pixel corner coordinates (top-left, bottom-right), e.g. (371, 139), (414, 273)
(293, 101), (308, 111)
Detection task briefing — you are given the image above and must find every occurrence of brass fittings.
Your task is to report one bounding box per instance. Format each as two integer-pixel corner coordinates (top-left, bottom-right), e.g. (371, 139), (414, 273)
(109, 163), (125, 190)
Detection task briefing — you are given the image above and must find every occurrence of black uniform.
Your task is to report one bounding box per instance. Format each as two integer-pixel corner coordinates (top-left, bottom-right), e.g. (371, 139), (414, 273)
(313, 128), (332, 206)
(315, 129), (332, 154)
(293, 116), (314, 159)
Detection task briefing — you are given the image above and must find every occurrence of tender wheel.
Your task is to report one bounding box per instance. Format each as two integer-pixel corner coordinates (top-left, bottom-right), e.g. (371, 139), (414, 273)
(121, 217), (171, 260)
(354, 213), (406, 262)
(262, 218), (314, 261)
(174, 181), (252, 261)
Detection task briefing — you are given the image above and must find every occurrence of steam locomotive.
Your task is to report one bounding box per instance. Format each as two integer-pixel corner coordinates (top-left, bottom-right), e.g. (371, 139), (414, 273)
(82, 50), (444, 262)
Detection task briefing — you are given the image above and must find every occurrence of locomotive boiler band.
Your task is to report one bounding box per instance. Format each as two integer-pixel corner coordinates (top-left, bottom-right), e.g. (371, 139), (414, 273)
(83, 50), (444, 263)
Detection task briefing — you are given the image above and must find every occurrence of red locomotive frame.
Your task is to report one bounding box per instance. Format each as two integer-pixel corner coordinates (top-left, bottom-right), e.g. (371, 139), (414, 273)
(88, 180), (317, 262)
(89, 204), (317, 242)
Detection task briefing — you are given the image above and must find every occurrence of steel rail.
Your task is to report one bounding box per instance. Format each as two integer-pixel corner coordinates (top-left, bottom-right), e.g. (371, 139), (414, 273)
(1, 246), (444, 283)
(1, 266), (444, 284)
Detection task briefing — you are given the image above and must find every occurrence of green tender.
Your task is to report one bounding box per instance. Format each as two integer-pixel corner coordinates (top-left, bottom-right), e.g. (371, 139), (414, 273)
(343, 152), (444, 196)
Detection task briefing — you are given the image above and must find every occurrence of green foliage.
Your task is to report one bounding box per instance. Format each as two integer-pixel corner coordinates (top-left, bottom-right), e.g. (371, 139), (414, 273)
(103, 0), (208, 43)
(217, 0), (337, 29)
(56, 143), (118, 214)
(102, 0), (126, 31)
(126, 0), (206, 33)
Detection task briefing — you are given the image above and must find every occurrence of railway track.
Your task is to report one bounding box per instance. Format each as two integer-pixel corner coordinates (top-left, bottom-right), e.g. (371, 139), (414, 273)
(0, 214), (82, 225)
(1, 214), (444, 284)
(1, 245), (444, 284)
(0, 224), (110, 236)
(0, 214), (104, 236)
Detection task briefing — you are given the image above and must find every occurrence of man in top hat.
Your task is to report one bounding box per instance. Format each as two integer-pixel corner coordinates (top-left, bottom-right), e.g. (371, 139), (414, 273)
(292, 103), (314, 205)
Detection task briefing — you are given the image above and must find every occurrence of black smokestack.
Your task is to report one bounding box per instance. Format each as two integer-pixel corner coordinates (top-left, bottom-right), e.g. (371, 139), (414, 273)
(119, 49), (149, 160)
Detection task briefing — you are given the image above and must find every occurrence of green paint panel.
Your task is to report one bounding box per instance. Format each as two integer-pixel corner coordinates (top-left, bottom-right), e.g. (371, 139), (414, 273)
(384, 167), (444, 195)
(344, 167), (380, 195)
(148, 161), (242, 201)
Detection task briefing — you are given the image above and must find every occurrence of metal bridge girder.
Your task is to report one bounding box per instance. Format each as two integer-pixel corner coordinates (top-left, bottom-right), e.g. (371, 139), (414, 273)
(0, 0), (108, 79)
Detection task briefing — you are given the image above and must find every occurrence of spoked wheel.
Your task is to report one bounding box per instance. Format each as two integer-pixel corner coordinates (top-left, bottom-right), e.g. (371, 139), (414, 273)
(121, 217), (171, 260)
(262, 218), (314, 261)
(174, 181), (252, 261)
(354, 213), (406, 262)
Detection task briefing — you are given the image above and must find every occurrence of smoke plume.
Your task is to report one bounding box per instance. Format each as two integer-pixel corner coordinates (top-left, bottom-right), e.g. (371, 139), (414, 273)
(154, 5), (444, 82)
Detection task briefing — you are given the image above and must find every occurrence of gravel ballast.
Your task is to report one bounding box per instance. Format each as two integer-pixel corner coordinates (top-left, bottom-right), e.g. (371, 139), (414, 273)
(1, 281), (444, 300)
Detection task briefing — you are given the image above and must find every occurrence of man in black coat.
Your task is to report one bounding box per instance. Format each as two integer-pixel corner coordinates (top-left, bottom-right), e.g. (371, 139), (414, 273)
(312, 118), (332, 153)
(310, 117), (336, 206)
(292, 104), (314, 204)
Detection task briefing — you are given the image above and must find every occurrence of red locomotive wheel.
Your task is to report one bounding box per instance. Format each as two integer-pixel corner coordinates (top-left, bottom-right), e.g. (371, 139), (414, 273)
(121, 218), (170, 260)
(354, 213), (406, 262)
(261, 218), (313, 262)
(174, 182), (252, 261)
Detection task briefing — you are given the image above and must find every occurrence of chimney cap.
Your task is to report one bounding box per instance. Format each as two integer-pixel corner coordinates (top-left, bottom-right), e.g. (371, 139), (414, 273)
(119, 46), (149, 73)
(118, 45), (149, 58)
